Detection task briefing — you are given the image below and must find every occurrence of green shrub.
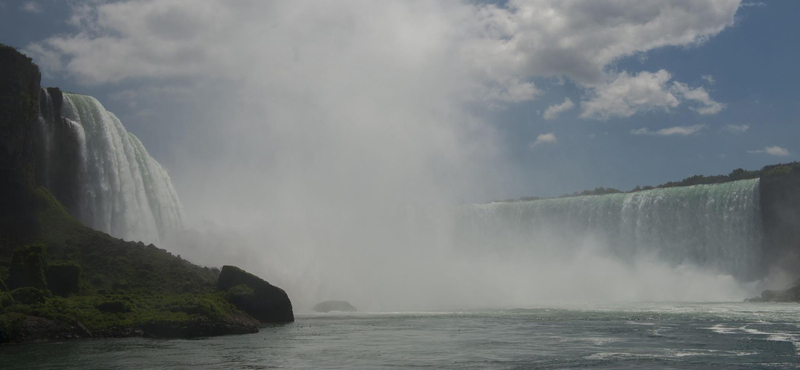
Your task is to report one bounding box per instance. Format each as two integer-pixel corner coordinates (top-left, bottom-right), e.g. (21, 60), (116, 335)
(0, 314), (25, 343)
(0, 278), (6, 292)
(46, 261), (81, 297)
(10, 286), (47, 305)
(0, 266), (9, 282)
(0, 292), (13, 309)
(8, 244), (47, 290)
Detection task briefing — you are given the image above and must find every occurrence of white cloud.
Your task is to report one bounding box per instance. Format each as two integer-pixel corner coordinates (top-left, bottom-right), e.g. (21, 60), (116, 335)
(20, 1), (41, 13)
(702, 75), (716, 84)
(580, 70), (725, 120)
(543, 98), (574, 120)
(723, 124), (749, 133)
(26, 0), (741, 101)
(580, 70), (680, 120)
(530, 133), (558, 148)
(748, 146), (790, 157)
(671, 82), (725, 115)
(631, 124), (706, 136)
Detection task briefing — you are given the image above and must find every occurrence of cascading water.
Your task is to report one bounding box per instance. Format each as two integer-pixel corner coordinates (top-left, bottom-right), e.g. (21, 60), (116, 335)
(37, 88), (184, 245)
(457, 179), (764, 280)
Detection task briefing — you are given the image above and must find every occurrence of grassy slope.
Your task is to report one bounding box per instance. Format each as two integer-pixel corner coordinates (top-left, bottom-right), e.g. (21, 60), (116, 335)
(0, 188), (254, 341)
(1, 188), (219, 295)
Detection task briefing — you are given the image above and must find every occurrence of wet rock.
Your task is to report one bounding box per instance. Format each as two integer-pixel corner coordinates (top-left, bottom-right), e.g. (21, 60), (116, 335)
(217, 265), (294, 323)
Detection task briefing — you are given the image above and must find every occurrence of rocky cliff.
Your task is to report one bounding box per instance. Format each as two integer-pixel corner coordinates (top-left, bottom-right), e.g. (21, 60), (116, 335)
(0, 45), (293, 343)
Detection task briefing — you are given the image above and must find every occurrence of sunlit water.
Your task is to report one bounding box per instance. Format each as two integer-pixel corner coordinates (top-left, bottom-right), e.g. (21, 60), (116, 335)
(2, 302), (800, 369)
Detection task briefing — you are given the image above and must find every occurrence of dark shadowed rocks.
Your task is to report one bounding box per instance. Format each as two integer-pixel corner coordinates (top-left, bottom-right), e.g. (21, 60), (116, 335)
(312, 300), (357, 313)
(8, 244), (47, 290)
(747, 281), (800, 302)
(46, 261), (81, 297)
(217, 265), (294, 323)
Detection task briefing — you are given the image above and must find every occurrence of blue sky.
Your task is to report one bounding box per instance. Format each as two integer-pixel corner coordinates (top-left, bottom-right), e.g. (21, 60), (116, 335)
(1, 0), (798, 203)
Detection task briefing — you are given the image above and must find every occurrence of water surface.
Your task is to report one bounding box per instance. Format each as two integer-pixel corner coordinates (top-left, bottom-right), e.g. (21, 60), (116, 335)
(2, 302), (799, 369)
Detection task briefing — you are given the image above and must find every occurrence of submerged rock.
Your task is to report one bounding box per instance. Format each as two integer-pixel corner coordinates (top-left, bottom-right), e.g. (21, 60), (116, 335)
(217, 265), (294, 323)
(312, 300), (357, 313)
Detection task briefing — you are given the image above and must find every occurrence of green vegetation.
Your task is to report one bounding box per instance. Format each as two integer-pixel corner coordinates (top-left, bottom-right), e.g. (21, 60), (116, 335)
(0, 314), (24, 343)
(0, 292), (12, 309)
(8, 244), (48, 290)
(0, 293), (241, 331)
(0, 188), (219, 296)
(10, 287), (47, 305)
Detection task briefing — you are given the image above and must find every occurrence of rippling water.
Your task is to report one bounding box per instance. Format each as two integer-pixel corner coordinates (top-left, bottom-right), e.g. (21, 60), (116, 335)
(2, 302), (800, 369)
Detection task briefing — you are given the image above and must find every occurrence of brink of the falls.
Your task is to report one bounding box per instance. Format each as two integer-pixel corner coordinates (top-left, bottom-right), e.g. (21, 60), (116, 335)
(36, 87), (184, 245)
(456, 179), (765, 280)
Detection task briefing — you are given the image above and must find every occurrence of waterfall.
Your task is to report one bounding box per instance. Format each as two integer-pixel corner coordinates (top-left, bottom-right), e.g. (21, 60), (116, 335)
(37, 88), (184, 245)
(457, 179), (764, 279)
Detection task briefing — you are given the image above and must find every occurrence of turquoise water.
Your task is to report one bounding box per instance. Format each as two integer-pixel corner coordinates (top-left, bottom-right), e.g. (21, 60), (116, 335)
(2, 302), (800, 369)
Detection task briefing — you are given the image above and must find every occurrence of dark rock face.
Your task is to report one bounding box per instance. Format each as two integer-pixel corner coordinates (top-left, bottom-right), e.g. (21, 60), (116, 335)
(312, 300), (357, 313)
(760, 163), (800, 272)
(217, 265), (294, 323)
(8, 244), (48, 290)
(46, 261), (81, 297)
(95, 300), (132, 314)
(1, 314), (93, 342)
(0, 45), (41, 241)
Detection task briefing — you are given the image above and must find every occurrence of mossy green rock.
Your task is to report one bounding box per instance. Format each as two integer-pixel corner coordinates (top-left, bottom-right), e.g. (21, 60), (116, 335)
(218, 266), (293, 323)
(46, 261), (81, 297)
(8, 244), (48, 290)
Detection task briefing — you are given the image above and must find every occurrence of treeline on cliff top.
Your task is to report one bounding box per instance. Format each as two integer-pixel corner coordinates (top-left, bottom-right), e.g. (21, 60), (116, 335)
(495, 162), (800, 203)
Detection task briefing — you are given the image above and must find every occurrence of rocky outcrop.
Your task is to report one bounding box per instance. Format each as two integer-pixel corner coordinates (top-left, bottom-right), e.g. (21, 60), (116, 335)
(217, 265), (294, 323)
(0, 44), (41, 242)
(760, 163), (800, 272)
(745, 284), (800, 302)
(312, 300), (357, 313)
